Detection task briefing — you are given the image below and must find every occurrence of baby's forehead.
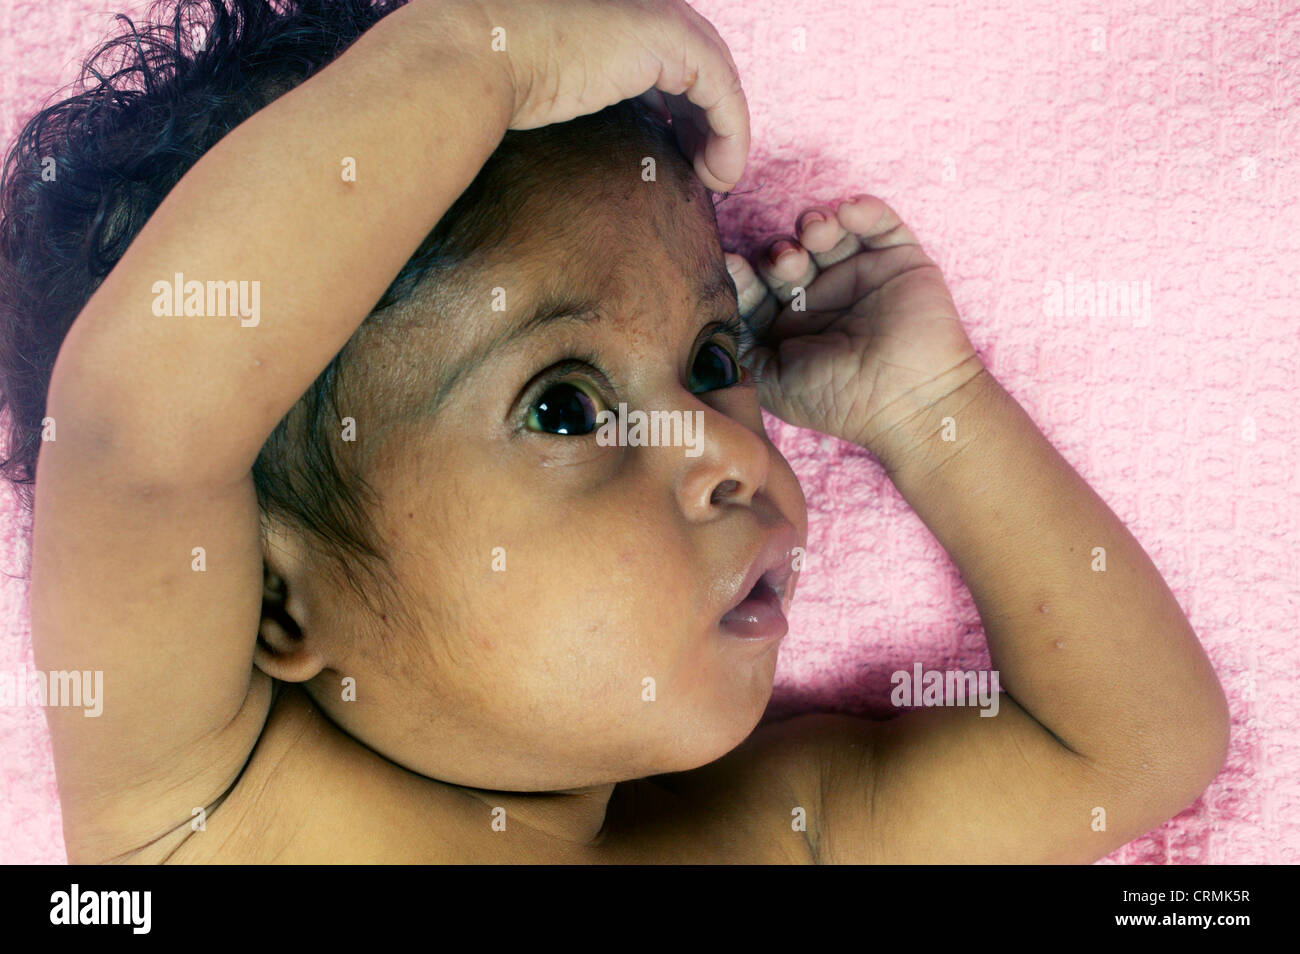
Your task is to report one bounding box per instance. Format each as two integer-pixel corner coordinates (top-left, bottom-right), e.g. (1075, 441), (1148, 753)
(466, 217), (735, 358)
(346, 172), (729, 435)
(463, 171), (727, 317)
(520, 169), (719, 270)
(354, 223), (731, 431)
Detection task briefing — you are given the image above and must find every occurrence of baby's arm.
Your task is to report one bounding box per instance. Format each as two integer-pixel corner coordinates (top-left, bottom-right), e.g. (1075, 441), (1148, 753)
(824, 367), (1232, 863)
(672, 366), (1230, 863)
(34, 2), (512, 862)
(716, 199), (1229, 863)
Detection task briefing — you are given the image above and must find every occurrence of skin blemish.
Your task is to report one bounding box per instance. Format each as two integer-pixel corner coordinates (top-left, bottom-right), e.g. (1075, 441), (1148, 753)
(1054, 640), (1064, 650)
(1038, 603), (1049, 613)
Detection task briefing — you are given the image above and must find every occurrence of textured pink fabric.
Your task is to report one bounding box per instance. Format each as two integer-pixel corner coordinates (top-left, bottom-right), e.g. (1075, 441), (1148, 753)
(1, 0), (1296, 865)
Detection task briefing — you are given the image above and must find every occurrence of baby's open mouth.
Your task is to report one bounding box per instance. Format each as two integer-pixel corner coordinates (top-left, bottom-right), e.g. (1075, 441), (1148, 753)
(719, 573), (789, 641)
(716, 524), (798, 640)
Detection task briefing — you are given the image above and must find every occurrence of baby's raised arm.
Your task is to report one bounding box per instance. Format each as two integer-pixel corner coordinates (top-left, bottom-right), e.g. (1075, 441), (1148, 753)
(848, 366), (1232, 862)
(34, 0), (510, 863)
(30, 0), (746, 862)
(717, 197), (1230, 863)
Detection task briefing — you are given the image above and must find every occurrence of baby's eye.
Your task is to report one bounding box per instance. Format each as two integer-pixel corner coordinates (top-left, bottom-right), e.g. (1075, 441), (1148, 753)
(524, 379), (606, 435)
(689, 341), (743, 393)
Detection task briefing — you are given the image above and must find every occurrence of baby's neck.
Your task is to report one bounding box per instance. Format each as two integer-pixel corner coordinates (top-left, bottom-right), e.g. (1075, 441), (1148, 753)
(450, 781), (620, 848)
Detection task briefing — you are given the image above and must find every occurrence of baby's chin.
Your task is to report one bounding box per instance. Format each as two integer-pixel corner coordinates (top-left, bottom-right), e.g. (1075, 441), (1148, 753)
(488, 694), (775, 789)
(627, 688), (776, 778)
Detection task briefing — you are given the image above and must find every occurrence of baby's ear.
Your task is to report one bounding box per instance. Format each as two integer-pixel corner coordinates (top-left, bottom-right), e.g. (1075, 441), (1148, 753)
(254, 522), (326, 683)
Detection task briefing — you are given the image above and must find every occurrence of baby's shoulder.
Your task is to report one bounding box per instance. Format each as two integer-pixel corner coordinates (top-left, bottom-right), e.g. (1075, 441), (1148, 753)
(131, 684), (453, 863)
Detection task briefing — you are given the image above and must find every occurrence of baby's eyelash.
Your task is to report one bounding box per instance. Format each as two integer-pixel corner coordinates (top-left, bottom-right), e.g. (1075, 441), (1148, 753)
(716, 314), (755, 350)
(714, 314), (767, 387)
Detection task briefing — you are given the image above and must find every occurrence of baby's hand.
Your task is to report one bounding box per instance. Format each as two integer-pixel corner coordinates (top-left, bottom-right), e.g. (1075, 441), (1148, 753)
(460, 0), (749, 190)
(727, 194), (986, 467)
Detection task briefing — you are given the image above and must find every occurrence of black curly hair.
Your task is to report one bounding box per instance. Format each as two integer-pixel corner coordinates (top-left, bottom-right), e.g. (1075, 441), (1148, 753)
(0, 0), (707, 604)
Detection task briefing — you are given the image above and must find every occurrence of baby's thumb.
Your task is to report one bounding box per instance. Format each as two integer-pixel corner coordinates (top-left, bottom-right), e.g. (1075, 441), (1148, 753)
(745, 344), (784, 415)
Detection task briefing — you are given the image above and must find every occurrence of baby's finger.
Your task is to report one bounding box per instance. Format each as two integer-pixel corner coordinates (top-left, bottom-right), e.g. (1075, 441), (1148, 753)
(694, 84), (749, 192)
(661, 82), (747, 193)
(797, 205), (863, 268)
(656, 2), (750, 190)
(764, 242), (943, 346)
(744, 342), (783, 412)
(754, 236), (818, 306)
(725, 252), (778, 338)
(663, 92), (708, 181)
(836, 193), (921, 249)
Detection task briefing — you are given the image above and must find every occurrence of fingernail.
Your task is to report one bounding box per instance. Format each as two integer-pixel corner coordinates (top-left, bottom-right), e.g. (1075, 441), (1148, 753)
(769, 240), (797, 264)
(800, 210), (826, 226)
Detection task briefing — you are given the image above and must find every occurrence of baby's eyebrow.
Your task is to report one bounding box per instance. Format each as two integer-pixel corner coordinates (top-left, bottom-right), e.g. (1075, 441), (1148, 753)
(696, 260), (741, 313)
(505, 259), (736, 343)
(426, 260), (737, 414)
(422, 293), (602, 414)
(503, 291), (605, 344)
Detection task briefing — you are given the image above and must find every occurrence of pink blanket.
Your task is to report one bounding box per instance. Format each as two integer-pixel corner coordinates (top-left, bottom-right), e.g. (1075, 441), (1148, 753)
(2, 0), (1296, 864)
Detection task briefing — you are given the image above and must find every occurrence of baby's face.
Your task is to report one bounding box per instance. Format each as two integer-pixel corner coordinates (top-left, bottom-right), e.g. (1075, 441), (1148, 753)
(314, 173), (807, 791)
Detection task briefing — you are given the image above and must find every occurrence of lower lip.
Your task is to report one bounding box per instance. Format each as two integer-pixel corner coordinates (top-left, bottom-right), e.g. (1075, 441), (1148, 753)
(719, 585), (788, 641)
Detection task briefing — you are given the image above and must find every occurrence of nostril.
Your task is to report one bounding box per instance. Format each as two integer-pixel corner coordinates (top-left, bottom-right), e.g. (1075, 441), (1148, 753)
(710, 479), (741, 504)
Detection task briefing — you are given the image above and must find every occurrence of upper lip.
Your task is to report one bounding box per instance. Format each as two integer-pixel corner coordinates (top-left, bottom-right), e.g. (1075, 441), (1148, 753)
(722, 523), (801, 616)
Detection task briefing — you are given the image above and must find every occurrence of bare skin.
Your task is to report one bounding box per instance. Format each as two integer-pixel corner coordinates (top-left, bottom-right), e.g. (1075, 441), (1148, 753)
(31, 0), (1228, 864)
(56, 193), (1228, 866)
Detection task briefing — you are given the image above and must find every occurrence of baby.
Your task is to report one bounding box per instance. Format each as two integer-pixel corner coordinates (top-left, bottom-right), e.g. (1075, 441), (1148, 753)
(1, 0), (1229, 863)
